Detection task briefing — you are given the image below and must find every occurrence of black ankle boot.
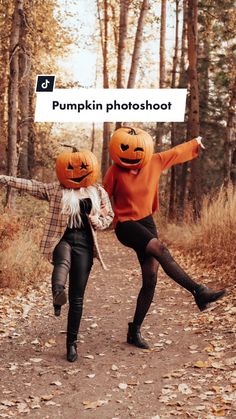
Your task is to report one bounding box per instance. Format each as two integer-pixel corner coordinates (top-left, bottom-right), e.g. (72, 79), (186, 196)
(193, 285), (226, 311)
(54, 304), (61, 317)
(127, 322), (150, 349)
(53, 285), (67, 307)
(66, 341), (78, 362)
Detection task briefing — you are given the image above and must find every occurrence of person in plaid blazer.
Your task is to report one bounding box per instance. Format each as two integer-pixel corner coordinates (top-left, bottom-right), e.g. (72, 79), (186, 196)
(0, 173), (113, 362)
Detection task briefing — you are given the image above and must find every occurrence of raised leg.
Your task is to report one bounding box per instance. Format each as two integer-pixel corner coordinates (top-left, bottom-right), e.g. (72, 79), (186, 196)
(145, 238), (226, 310)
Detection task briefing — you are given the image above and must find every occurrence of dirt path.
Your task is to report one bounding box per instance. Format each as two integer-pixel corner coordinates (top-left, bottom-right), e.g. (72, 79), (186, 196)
(0, 230), (235, 419)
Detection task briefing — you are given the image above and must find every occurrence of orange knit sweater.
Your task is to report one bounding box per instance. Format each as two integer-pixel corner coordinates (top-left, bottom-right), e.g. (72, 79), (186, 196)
(103, 139), (200, 225)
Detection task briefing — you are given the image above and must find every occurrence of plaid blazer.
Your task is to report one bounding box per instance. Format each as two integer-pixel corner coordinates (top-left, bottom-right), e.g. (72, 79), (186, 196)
(0, 176), (114, 270)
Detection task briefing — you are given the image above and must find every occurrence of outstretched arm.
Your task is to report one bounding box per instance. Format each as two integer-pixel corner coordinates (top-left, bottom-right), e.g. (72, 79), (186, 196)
(157, 137), (204, 171)
(0, 175), (58, 201)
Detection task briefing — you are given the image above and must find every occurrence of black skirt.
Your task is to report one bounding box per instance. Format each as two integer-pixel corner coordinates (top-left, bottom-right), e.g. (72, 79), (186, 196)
(115, 215), (158, 257)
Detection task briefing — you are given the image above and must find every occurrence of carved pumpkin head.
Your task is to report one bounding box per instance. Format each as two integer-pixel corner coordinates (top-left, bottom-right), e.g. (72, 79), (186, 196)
(109, 127), (154, 169)
(56, 146), (99, 189)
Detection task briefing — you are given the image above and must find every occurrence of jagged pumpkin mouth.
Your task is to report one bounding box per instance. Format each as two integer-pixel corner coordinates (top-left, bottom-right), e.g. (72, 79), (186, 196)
(69, 172), (92, 183)
(120, 158), (141, 164)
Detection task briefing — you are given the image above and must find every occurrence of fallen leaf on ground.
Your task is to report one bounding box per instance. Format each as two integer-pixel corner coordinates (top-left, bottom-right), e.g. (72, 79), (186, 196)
(211, 362), (225, 370)
(84, 355), (94, 360)
(83, 400), (108, 409)
(50, 381), (62, 386)
(194, 360), (210, 368)
(17, 402), (30, 413)
(178, 383), (192, 395)
(0, 401), (15, 407)
(29, 358), (43, 363)
(41, 394), (54, 401)
(212, 407), (227, 416)
(118, 383), (127, 390)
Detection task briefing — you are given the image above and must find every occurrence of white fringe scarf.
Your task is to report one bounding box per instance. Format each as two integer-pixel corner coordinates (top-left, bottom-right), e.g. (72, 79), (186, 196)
(61, 186), (100, 228)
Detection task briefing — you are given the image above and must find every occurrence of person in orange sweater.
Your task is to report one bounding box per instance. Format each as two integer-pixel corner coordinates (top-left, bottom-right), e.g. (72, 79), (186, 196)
(103, 127), (226, 349)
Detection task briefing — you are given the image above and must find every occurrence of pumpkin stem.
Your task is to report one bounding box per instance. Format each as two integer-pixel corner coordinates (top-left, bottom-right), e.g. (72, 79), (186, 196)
(60, 143), (79, 152)
(122, 126), (137, 135)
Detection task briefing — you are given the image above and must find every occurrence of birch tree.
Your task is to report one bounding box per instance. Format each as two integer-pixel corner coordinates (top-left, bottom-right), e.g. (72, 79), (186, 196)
(127, 0), (150, 88)
(116, 0), (129, 89)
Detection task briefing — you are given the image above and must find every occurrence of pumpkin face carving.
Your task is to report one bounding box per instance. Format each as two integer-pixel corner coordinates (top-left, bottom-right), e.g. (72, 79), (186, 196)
(109, 127), (154, 169)
(56, 148), (99, 189)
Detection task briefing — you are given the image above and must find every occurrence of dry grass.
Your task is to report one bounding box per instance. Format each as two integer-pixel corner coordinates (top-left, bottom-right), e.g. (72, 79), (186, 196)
(0, 193), (50, 289)
(162, 186), (236, 274)
(0, 229), (49, 289)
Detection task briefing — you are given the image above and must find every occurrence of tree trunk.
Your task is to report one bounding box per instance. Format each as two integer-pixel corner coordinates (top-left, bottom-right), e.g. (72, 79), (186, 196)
(18, 7), (30, 178)
(116, 0), (129, 89)
(98, 0), (111, 178)
(155, 0), (166, 152)
(103, 0), (109, 89)
(177, 0), (188, 219)
(110, 3), (118, 50)
(127, 0), (150, 88)
(101, 121), (111, 178)
(28, 79), (35, 177)
(231, 149), (236, 185)
(224, 76), (236, 185)
(199, 11), (212, 126)
(159, 0), (166, 89)
(187, 0), (200, 218)
(0, 1), (10, 172)
(7, 0), (24, 208)
(179, 0), (188, 89)
(115, 0), (129, 130)
(168, 0), (180, 220)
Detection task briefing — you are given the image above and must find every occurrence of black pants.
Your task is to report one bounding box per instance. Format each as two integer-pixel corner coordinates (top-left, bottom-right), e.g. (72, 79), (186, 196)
(52, 227), (93, 342)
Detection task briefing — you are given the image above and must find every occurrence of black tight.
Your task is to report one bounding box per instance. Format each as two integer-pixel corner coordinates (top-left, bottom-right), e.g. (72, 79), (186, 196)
(115, 216), (200, 328)
(132, 239), (199, 326)
(145, 238), (199, 293)
(133, 256), (159, 326)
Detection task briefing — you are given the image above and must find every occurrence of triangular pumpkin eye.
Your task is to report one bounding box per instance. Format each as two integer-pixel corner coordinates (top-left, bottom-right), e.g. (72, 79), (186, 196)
(67, 163), (73, 170)
(80, 162), (88, 170)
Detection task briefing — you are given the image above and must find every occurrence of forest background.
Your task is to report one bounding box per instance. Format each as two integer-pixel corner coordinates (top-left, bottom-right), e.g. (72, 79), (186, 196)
(0, 0), (235, 288)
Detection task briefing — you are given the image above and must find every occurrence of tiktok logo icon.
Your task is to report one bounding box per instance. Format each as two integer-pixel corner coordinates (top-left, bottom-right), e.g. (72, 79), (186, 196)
(36, 75), (55, 92)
